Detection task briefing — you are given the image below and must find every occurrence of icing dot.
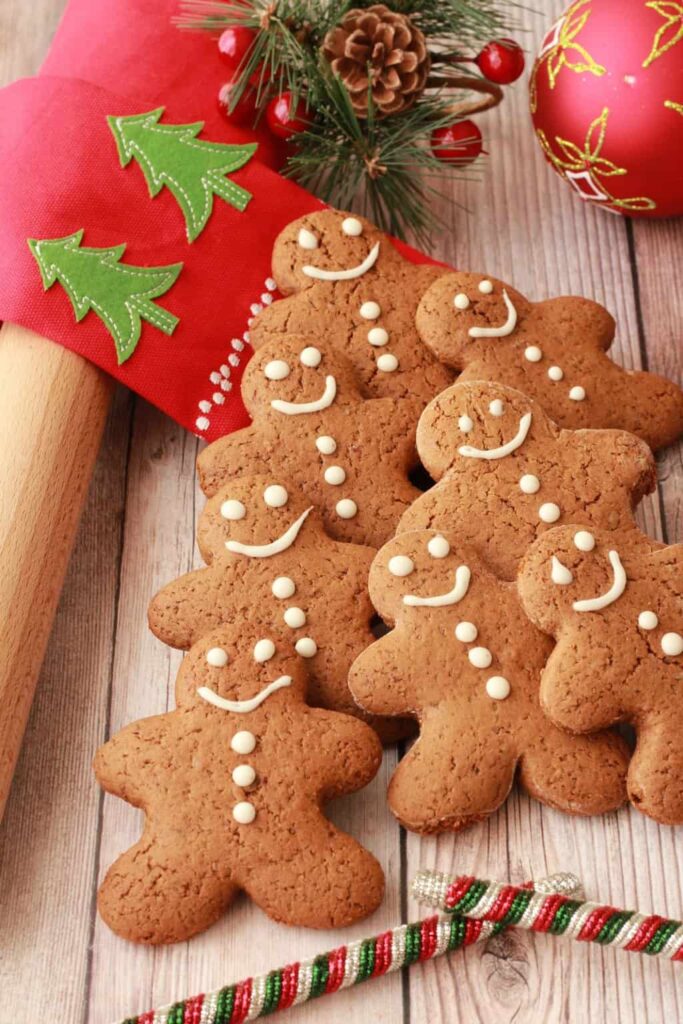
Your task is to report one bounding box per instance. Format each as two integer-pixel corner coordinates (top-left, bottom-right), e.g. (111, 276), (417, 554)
(231, 731), (256, 754)
(661, 633), (683, 656)
(272, 576), (296, 599)
(254, 638), (276, 663)
(342, 216), (363, 236)
(539, 502), (561, 524)
(469, 647), (492, 669)
(458, 415), (474, 433)
(524, 345), (543, 363)
(232, 801), (256, 824)
(389, 555), (415, 577)
(548, 365), (564, 381)
(638, 610), (658, 631)
(336, 498), (358, 519)
(360, 300), (381, 320)
(297, 227), (318, 250)
(489, 399), (505, 417)
(221, 499), (246, 521)
(206, 647), (229, 667)
(316, 435), (337, 455)
(427, 535), (450, 559)
(455, 621), (478, 643)
(264, 484), (288, 508)
(574, 531), (596, 552)
(300, 346), (322, 367)
(454, 292), (470, 310)
(368, 327), (389, 347)
(377, 353), (398, 372)
(569, 385), (586, 401)
(478, 279), (493, 294)
(296, 637), (318, 658)
(551, 556), (573, 585)
(324, 465), (346, 486)
(232, 764), (256, 787)
(486, 676), (511, 700)
(264, 359), (290, 381)
(284, 607), (306, 628)
(519, 474), (540, 495)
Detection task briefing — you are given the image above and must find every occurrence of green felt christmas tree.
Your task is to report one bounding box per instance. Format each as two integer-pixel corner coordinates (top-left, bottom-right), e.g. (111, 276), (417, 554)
(108, 108), (257, 241)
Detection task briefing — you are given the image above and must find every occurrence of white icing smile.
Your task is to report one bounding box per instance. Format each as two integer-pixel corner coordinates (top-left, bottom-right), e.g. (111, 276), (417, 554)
(226, 507), (313, 558)
(302, 242), (380, 282)
(404, 565), (471, 607)
(272, 375), (337, 415)
(197, 675), (292, 713)
(458, 412), (532, 461)
(573, 550), (627, 613)
(468, 289), (518, 338)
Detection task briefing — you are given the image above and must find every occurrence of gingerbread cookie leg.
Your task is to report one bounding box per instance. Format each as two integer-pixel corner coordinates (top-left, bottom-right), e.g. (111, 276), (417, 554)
(628, 716), (683, 824)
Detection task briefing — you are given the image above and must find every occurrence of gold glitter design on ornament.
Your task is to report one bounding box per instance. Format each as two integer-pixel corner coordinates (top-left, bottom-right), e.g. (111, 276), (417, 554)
(665, 99), (683, 115)
(530, 0), (606, 113)
(643, 1), (683, 68)
(537, 107), (657, 211)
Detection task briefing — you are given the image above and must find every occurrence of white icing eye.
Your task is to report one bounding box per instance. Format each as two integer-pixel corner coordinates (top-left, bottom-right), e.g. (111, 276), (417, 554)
(458, 415), (474, 433)
(296, 637), (318, 658)
(638, 610), (658, 630)
(264, 359), (290, 381)
(254, 638), (276, 663)
(478, 280), (493, 294)
(524, 346), (543, 363)
(368, 326), (389, 347)
(231, 730), (256, 754)
(519, 474), (540, 494)
(284, 606), (306, 628)
(548, 365), (564, 381)
(468, 646), (492, 668)
(569, 385), (586, 401)
(300, 346), (322, 367)
(297, 227), (318, 250)
(455, 621), (478, 643)
(486, 676), (510, 700)
(221, 499), (246, 521)
(232, 764), (256, 787)
(388, 555), (414, 577)
(454, 293), (470, 310)
(551, 556), (573, 585)
(316, 435), (337, 454)
(263, 484), (288, 508)
(324, 465), (346, 485)
(377, 353), (398, 372)
(360, 301), (381, 319)
(574, 531), (595, 552)
(206, 647), (229, 667)
(272, 576), (296, 599)
(336, 498), (358, 519)
(427, 535), (450, 559)
(342, 217), (363, 236)
(489, 399), (504, 417)
(661, 632), (683, 656)
(539, 502), (561, 523)
(233, 801), (256, 824)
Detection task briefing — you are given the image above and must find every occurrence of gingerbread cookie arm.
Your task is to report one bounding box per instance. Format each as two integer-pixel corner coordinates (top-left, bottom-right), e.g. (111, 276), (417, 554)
(299, 709), (383, 798)
(93, 715), (168, 805)
(148, 568), (227, 649)
(197, 426), (271, 497)
(568, 428), (657, 508)
(250, 293), (313, 350)
(349, 632), (420, 718)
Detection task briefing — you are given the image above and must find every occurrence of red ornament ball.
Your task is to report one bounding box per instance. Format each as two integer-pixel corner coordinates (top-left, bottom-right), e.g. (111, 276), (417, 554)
(217, 78), (257, 126)
(430, 120), (483, 165)
(477, 38), (525, 84)
(217, 26), (257, 71)
(266, 93), (309, 140)
(530, 0), (683, 218)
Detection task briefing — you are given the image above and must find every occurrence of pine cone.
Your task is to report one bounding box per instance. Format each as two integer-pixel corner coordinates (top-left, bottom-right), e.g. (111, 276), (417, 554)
(322, 4), (430, 117)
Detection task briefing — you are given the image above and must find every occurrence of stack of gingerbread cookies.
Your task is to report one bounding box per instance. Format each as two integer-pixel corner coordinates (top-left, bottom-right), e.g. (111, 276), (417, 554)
(95, 209), (683, 944)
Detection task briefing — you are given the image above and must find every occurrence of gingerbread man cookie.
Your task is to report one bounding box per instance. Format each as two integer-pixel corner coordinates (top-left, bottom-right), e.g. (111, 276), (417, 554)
(416, 271), (683, 451)
(149, 474), (412, 742)
(519, 525), (683, 825)
(399, 381), (656, 579)
(197, 336), (420, 547)
(250, 210), (452, 407)
(348, 529), (629, 833)
(95, 624), (385, 943)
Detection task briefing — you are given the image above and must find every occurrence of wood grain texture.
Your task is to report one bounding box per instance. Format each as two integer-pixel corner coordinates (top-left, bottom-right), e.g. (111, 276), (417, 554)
(1, 1), (682, 1022)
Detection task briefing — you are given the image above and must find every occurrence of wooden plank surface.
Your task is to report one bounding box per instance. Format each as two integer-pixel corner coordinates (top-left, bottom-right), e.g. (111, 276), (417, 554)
(1, 2), (682, 1023)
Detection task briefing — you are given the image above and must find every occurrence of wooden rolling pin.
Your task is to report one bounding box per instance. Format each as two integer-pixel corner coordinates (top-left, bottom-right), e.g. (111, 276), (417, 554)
(0, 322), (111, 819)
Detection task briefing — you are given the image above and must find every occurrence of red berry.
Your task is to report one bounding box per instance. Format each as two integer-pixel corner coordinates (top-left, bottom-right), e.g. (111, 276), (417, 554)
(476, 38), (525, 84)
(430, 120), (483, 164)
(266, 93), (310, 140)
(217, 78), (257, 126)
(217, 26), (257, 71)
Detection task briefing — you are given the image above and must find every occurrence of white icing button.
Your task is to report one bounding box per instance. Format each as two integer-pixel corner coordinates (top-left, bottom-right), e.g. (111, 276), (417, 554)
(455, 621), (478, 643)
(342, 216), (363, 236)
(486, 676), (511, 700)
(253, 638), (276, 663)
(264, 359), (290, 381)
(551, 556), (573, 585)
(232, 764), (256, 787)
(233, 801), (256, 824)
(272, 576), (296, 599)
(360, 301), (381, 320)
(548, 365), (564, 381)
(206, 647), (229, 667)
(231, 731), (256, 754)
(336, 498), (358, 519)
(469, 646), (492, 669)
(296, 637), (318, 658)
(539, 502), (561, 523)
(284, 606), (306, 628)
(376, 353), (398, 372)
(524, 345), (543, 363)
(478, 279), (493, 294)
(324, 465), (346, 486)
(458, 415), (474, 433)
(661, 633), (683, 656)
(388, 555), (414, 577)
(519, 474), (540, 495)
(297, 227), (318, 250)
(221, 498), (246, 521)
(316, 435), (337, 455)
(569, 385), (586, 401)
(427, 535), (450, 559)
(638, 610), (658, 631)
(263, 484), (288, 508)
(574, 530), (596, 552)
(368, 327), (389, 347)
(300, 346), (322, 367)
(454, 292), (470, 310)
